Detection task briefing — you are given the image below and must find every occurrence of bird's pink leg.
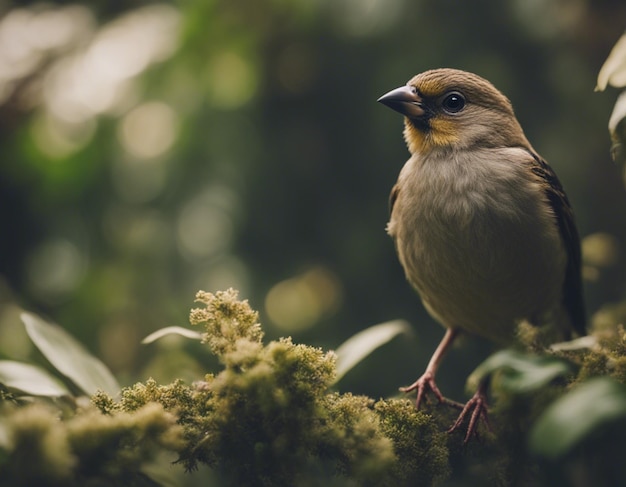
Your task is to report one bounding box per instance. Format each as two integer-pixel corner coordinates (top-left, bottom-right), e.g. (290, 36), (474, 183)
(448, 379), (491, 443)
(400, 328), (461, 409)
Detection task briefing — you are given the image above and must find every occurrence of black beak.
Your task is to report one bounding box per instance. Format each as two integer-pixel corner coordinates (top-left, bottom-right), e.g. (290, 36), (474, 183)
(377, 85), (426, 118)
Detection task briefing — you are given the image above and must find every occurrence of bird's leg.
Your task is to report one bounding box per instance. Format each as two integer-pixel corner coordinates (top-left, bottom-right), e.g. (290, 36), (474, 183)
(448, 378), (491, 443)
(400, 328), (461, 409)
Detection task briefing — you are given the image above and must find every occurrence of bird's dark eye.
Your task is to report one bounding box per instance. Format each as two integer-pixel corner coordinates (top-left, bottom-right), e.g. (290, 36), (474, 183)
(441, 92), (465, 113)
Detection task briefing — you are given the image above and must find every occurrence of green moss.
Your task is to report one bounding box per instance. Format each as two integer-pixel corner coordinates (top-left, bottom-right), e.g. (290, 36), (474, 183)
(375, 399), (450, 486)
(190, 288), (264, 358)
(7, 289), (626, 486)
(0, 401), (183, 486)
(2, 404), (75, 486)
(88, 289), (452, 486)
(67, 403), (185, 479)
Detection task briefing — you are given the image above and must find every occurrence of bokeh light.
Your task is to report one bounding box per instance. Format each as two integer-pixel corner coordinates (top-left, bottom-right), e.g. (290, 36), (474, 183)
(582, 232), (621, 282)
(31, 111), (96, 158)
(206, 51), (258, 109)
(329, 0), (406, 37)
(176, 186), (240, 261)
(265, 267), (343, 332)
(118, 101), (179, 159)
(42, 4), (179, 123)
(0, 5), (93, 104)
(26, 238), (87, 304)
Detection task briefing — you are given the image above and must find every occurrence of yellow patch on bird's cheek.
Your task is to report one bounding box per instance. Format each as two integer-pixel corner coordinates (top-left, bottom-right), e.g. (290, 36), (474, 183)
(428, 118), (459, 147)
(403, 117), (459, 153)
(403, 122), (425, 153)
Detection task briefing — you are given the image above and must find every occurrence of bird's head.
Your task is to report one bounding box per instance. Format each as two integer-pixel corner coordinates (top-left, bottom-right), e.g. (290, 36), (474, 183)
(378, 68), (529, 154)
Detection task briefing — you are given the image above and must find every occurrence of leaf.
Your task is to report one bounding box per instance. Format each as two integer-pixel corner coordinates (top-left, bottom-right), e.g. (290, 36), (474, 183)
(549, 335), (597, 352)
(608, 90), (626, 164)
(597, 33), (626, 165)
(21, 312), (120, 396)
(596, 32), (626, 91)
(142, 326), (203, 344)
(0, 360), (70, 397)
(467, 349), (571, 394)
(333, 320), (412, 382)
(529, 377), (626, 459)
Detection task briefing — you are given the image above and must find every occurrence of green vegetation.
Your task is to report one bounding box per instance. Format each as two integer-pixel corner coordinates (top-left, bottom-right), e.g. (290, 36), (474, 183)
(2, 290), (626, 485)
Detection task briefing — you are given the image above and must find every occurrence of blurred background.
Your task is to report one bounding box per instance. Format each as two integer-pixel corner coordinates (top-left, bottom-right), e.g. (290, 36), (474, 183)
(0, 0), (625, 401)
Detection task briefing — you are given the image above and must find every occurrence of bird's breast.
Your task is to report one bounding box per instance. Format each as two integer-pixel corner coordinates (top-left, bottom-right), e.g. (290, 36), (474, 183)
(388, 149), (567, 344)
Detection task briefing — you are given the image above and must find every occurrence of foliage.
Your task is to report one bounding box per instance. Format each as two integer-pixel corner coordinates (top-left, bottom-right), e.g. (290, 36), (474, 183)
(21, 312), (120, 396)
(529, 377), (626, 459)
(2, 287), (626, 485)
(333, 320), (412, 382)
(0, 290), (451, 486)
(597, 31), (626, 165)
(1, 401), (184, 487)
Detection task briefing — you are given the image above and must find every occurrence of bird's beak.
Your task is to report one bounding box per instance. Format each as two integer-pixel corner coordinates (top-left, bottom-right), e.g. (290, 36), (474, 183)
(377, 85), (425, 119)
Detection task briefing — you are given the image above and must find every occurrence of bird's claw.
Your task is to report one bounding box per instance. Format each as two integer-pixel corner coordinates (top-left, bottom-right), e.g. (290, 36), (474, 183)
(447, 388), (491, 444)
(400, 371), (447, 409)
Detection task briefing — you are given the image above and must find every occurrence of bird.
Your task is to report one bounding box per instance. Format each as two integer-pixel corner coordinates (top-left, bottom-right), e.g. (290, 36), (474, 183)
(377, 68), (586, 442)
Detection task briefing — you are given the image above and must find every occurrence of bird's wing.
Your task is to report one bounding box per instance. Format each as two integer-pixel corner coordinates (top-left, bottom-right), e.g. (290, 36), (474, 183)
(526, 150), (587, 336)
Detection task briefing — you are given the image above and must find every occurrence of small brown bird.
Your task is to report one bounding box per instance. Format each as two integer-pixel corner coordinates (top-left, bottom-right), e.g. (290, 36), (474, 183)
(378, 68), (586, 441)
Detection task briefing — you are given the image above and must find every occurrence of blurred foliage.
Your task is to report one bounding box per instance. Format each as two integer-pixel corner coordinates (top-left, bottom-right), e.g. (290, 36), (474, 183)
(596, 31), (626, 165)
(0, 289), (451, 486)
(2, 289), (626, 486)
(2, 0), (626, 485)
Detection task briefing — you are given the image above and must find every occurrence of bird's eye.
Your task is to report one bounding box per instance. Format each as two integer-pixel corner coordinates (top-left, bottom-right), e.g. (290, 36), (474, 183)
(441, 93), (465, 113)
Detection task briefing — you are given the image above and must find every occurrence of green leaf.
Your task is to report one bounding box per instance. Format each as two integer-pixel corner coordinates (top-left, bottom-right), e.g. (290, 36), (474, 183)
(0, 360), (70, 397)
(596, 32), (626, 91)
(333, 320), (411, 382)
(529, 377), (626, 459)
(597, 33), (626, 165)
(21, 312), (120, 396)
(467, 349), (571, 394)
(142, 326), (203, 344)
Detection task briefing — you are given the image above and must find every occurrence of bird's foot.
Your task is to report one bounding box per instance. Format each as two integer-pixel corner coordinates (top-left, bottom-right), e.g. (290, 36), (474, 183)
(400, 371), (463, 409)
(447, 387), (490, 444)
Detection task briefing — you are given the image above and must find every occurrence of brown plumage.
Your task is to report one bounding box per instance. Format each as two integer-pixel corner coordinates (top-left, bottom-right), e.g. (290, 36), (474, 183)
(378, 68), (586, 441)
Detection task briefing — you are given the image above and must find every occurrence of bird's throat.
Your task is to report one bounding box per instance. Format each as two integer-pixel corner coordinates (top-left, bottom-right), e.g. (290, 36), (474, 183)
(404, 118), (459, 153)
(403, 119), (427, 154)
